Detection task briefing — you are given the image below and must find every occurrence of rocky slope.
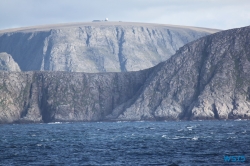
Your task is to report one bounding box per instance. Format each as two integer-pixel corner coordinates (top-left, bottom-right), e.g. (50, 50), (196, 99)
(0, 22), (219, 73)
(116, 25), (250, 121)
(0, 25), (249, 123)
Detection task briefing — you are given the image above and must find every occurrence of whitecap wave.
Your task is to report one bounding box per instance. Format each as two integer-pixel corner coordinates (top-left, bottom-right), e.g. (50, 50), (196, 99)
(234, 119), (242, 121)
(162, 135), (167, 138)
(48, 122), (62, 124)
(192, 136), (199, 140)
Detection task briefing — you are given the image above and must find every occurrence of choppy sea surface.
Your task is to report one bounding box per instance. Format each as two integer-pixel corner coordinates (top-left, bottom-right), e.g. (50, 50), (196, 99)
(0, 120), (249, 166)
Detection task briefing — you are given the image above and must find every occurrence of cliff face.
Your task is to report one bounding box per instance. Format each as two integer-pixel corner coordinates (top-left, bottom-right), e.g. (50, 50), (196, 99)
(0, 25), (249, 123)
(117, 26), (250, 121)
(0, 70), (152, 123)
(0, 22), (218, 73)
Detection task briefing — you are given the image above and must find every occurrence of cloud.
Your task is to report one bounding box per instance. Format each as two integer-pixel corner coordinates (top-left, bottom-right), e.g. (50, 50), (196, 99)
(0, 0), (249, 30)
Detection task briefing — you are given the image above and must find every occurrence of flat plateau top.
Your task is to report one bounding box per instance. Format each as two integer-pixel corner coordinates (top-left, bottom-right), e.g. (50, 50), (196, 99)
(0, 22), (220, 34)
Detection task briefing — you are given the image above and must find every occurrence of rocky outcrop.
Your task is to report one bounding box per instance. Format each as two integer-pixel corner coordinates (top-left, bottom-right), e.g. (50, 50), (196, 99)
(0, 25), (249, 123)
(0, 22), (219, 72)
(116, 26), (250, 121)
(0, 52), (20, 71)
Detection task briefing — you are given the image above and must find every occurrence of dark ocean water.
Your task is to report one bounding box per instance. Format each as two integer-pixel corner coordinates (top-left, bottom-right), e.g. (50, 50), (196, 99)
(0, 120), (249, 166)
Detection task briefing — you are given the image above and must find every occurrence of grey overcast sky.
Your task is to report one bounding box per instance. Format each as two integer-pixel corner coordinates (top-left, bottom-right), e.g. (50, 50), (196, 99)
(0, 0), (249, 30)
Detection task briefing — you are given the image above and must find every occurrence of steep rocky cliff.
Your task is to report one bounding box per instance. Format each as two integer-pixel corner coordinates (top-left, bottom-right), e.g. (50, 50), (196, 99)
(0, 25), (249, 123)
(0, 70), (152, 123)
(0, 22), (219, 73)
(116, 26), (250, 121)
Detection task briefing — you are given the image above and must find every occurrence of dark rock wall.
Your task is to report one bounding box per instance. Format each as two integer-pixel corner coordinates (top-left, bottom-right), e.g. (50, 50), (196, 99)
(0, 69), (152, 123)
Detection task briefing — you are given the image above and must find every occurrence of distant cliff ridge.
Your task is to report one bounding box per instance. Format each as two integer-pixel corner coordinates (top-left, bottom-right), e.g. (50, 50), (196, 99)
(0, 22), (219, 72)
(0, 26), (249, 123)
